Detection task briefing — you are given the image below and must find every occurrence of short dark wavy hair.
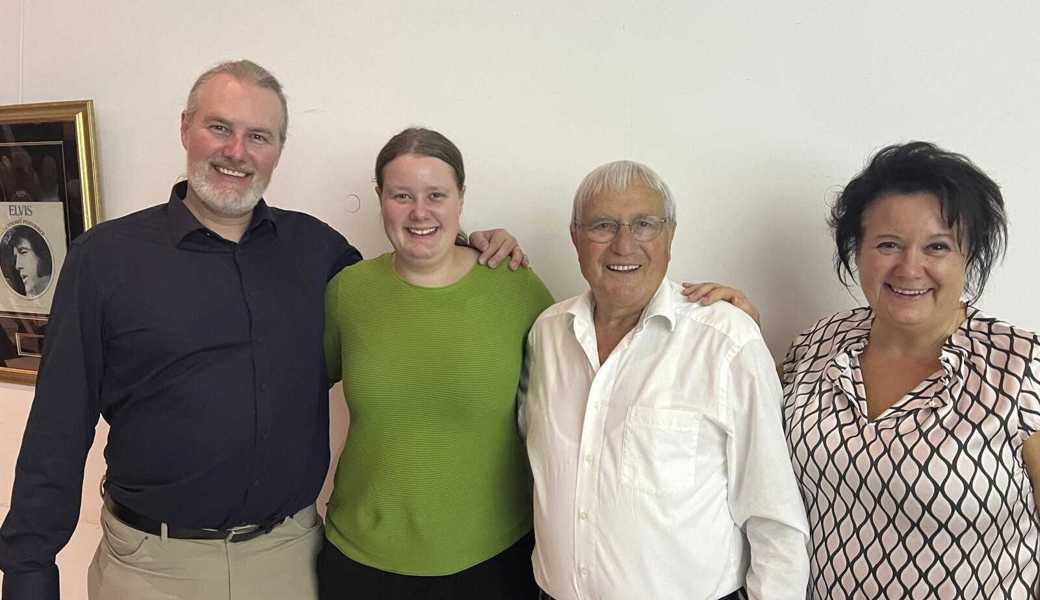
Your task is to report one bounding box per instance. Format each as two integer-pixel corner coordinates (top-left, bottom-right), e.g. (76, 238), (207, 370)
(829, 141), (1007, 302)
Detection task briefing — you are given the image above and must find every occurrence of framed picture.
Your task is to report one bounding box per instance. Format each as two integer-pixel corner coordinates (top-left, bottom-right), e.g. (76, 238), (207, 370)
(0, 100), (102, 384)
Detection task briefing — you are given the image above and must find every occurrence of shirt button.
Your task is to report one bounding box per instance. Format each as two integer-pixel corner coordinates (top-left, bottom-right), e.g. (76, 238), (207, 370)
(578, 511), (589, 521)
(584, 454), (593, 464)
(253, 480), (261, 487)
(579, 566), (590, 577)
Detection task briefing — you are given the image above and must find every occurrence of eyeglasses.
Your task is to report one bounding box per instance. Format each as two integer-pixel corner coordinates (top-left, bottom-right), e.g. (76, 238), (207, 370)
(574, 216), (672, 243)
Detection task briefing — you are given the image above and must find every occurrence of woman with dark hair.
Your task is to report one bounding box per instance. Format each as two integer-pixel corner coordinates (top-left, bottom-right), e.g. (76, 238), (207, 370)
(318, 127), (554, 599)
(782, 141), (1040, 598)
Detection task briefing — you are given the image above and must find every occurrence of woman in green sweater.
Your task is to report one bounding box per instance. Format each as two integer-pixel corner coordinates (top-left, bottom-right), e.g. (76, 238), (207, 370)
(319, 127), (554, 599)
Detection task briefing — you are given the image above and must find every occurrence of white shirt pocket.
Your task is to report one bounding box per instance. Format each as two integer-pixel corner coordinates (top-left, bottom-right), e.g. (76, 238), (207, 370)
(620, 405), (700, 496)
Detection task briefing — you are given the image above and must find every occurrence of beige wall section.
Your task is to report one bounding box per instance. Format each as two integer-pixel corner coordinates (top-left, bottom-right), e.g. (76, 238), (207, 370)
(0, 0), (19, 105)
(2, 0), (1040, 596)
(6, 1), (1039, 354)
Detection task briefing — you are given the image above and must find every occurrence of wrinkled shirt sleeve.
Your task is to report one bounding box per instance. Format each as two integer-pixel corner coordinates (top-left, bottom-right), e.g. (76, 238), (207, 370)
(724, 338), (810, 600)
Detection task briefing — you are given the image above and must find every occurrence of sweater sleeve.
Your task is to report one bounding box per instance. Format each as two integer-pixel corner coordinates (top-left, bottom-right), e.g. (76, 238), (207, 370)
(521, 267), (555, 324)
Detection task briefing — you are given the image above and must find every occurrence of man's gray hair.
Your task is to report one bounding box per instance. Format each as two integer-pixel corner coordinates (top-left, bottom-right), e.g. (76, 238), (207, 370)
(183, 60), (288, 144)
(571, 160), (676, 223)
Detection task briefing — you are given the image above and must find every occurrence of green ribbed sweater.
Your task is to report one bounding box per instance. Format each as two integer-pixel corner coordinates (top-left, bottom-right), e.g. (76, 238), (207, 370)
(323, 252), (554, 575)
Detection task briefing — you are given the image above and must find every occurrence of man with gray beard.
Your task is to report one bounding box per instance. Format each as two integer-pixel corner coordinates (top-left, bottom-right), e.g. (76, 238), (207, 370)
(0, 60), (524, 600)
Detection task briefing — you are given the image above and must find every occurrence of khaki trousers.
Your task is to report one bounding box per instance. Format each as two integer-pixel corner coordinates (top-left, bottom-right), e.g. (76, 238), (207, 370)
(87, 504), (323, 600)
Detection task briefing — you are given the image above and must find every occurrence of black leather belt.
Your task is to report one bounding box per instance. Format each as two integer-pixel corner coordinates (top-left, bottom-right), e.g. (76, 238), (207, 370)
(103, 494), (282, 543)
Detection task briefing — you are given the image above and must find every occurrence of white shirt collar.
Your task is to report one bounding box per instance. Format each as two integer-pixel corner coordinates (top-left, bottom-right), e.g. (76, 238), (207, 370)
(565, 278), (678, 338)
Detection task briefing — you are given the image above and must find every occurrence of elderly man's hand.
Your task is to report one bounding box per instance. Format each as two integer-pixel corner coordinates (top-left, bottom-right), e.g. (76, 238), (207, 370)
(469, 228), (529, 270)
(681, 282), (761, 326)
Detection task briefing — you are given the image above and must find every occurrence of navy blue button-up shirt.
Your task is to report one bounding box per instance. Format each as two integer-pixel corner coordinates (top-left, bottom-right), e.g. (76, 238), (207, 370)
(0, 182), (361, 597)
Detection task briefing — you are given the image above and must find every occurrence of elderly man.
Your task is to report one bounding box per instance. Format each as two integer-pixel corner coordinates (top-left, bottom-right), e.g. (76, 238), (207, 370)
(521, 160), (809, 600)
(0, 60), (521, 600)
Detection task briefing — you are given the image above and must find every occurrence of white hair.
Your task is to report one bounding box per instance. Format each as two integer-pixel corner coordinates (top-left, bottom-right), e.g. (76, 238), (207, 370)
(571, 160), (676, 223)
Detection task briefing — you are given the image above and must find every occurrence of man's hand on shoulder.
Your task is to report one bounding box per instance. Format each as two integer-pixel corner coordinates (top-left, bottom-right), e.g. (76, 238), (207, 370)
(681, 281), (761, 326)
(468, 228), (529, 270)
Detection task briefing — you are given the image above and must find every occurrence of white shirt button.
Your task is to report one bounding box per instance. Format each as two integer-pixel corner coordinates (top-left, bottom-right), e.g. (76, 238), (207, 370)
(578, 511), (589, 521)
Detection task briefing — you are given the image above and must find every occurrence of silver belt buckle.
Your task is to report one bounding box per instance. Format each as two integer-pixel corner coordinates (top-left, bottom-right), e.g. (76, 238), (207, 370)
(225, 524), (261, 543)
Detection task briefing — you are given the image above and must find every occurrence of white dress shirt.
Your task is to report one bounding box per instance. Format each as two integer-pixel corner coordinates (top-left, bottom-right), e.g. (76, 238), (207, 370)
(521, 279), (809, 600)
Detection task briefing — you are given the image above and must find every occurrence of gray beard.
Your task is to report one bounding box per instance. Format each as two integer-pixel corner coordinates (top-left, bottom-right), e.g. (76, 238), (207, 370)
(186, 162), (266, 218)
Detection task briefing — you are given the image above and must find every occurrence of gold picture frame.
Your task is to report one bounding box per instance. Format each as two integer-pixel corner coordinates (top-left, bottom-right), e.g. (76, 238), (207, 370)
(0, 100), (102, 384)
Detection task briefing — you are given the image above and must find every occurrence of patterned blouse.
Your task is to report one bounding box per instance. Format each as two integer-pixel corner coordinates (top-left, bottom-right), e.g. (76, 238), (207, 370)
(782, 306), (1040, 599)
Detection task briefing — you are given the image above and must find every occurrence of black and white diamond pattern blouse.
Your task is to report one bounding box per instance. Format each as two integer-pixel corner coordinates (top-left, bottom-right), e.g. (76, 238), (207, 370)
(782, 306), (1040, 599)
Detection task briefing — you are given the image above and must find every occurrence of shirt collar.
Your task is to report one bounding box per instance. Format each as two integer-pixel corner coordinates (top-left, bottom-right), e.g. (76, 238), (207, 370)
(939, 306), (976, 382)
(167, 180), (277, 245)
(827, 305), (976, 393)
(565, 279), (677, 335)
(641, 279), (678, 332)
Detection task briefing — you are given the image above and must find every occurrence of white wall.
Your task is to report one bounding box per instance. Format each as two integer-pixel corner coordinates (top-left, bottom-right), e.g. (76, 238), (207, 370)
(8, 1), (1040, 348)
(2, 0), (1039, 595)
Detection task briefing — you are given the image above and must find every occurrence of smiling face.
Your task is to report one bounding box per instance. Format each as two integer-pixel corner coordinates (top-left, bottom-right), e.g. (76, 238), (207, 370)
(856, 192), (967, 335)
(378, 153), (464, 270)
(572, 184), (674, 315)
(180, 73), (284, 218)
